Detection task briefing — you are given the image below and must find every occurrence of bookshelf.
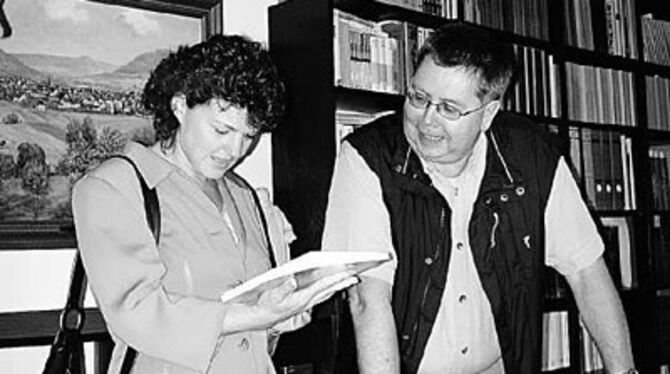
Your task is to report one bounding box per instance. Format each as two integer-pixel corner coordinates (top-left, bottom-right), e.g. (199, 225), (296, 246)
(268, 0), (670, 373)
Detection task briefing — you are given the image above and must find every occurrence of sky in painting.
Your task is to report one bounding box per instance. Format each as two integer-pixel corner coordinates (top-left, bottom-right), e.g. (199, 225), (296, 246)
(0, 0), (201, 65)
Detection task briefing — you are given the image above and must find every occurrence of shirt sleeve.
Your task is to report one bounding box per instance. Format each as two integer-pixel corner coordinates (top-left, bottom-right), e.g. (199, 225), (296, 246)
(72, 165), (228, 372)
(321, 141), (397, 284)
(545, 157), (604, 275)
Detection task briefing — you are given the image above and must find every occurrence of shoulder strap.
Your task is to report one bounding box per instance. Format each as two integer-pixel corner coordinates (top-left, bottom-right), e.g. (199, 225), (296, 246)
(249, 189), (277, 268)
(112, 155), (161, 243)
(67, 154), (160, 373)
(110, 155), (160, 374)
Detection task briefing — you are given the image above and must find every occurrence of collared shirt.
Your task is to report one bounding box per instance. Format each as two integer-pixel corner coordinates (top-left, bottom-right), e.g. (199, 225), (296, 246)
(322, 134), (603, 373)
(73, 142), (275, 374)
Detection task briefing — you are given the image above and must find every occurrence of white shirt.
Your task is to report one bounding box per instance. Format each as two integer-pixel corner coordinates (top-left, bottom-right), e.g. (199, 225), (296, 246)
(322, 135), (604, 374)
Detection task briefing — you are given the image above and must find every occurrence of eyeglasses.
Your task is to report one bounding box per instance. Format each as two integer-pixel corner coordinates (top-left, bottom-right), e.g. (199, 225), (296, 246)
(406, 89), (488, 121)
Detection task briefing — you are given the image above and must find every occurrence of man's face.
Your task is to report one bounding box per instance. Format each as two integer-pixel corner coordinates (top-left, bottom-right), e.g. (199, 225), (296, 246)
(403, 58), (495, 172)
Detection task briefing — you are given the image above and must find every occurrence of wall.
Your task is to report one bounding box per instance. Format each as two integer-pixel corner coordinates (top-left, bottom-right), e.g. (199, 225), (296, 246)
(223, 0), (279, 198)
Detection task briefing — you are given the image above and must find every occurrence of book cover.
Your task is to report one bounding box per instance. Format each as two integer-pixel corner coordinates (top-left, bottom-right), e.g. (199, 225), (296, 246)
(220, 251), (392, 304)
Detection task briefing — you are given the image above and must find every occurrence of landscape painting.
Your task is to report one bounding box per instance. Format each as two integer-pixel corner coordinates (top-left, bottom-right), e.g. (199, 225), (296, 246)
(0, 0), (200, 224)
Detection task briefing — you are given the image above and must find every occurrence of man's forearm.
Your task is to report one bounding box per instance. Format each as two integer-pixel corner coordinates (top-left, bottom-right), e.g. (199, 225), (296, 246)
(348, 278), (400, 374)
(567, 257), (635, 372)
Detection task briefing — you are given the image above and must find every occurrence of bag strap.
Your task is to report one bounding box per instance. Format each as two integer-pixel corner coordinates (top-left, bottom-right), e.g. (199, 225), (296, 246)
(67, 154), (160, 374)
(250, 189), (277, 268)
(112, 155), (160, 374)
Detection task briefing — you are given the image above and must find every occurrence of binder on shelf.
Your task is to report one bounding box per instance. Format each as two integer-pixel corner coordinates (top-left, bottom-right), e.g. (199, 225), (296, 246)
(600, 217), (634, 289)
(541, 311), (571, 371)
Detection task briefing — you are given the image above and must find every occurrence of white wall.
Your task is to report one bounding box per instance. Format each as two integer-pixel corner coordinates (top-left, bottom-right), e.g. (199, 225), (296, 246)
(224, 0), (279, 198)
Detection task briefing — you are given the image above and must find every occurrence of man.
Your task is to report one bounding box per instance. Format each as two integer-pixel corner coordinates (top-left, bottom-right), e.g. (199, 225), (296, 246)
(322, 22), (636, 374)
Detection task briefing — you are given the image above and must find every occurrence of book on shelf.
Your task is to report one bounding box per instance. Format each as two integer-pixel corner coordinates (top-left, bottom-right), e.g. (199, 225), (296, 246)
(600, 217), (634, 289)
(579, 318), (605, 373)
(649, 145), (670, 211)
(541, 311), (571, 371)
(220, 251), (392, 304)
(565, 63), (636, 126)
(646, 76), (670, 131)
(642, 14), (670, 67)
(651, 212), (670, 289)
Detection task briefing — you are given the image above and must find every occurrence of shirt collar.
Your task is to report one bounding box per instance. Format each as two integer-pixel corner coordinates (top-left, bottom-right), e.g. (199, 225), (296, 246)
(420, 133), (488, 186)
(124, 141), (176, 188)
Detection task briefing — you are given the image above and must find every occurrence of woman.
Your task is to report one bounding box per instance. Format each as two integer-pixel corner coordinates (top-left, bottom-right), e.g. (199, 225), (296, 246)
(72, 34), (357, 373)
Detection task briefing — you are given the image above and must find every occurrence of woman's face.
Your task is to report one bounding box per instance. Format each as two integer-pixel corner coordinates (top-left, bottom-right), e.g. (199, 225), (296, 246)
(173, 97), (257, 180)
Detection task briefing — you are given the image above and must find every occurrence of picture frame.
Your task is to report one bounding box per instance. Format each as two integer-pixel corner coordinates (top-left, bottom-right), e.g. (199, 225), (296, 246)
(0, 0), (221, 250)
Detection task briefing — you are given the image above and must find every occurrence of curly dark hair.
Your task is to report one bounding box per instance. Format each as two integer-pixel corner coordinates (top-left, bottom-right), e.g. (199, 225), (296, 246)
(142, 34), (285, 148)
(416, 22), (515, 102)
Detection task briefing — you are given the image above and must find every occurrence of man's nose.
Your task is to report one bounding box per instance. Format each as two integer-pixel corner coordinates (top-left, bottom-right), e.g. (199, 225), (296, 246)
(420, 103), (439, 128)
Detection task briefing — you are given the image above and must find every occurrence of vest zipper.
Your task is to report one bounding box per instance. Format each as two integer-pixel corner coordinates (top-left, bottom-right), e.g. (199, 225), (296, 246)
(410, 208), (446, 343)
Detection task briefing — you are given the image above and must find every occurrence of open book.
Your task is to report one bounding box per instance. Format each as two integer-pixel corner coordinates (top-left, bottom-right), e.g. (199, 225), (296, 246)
(220, 250), (391, 304)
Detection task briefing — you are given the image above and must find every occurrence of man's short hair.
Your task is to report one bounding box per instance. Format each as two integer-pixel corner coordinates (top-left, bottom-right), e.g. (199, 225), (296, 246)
(415, 22), (515, 102)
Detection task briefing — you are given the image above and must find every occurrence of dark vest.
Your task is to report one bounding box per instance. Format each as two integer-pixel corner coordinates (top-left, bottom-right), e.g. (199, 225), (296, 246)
(346, 112), (561, 373)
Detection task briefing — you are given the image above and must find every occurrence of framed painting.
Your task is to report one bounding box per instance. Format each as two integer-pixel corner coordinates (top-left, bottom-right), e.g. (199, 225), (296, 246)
(0, 0), (221, 249)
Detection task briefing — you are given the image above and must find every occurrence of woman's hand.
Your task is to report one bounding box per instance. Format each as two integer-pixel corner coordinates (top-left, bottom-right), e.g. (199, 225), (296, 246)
(222, 271), (358, 334)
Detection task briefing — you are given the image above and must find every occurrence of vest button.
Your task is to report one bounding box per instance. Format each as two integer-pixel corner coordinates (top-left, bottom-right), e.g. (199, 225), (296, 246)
(424, 257), (433, 266)
(394, 165), (403, 173)
(516, 186), (525, 196)
(500, 193), (509, 202)
(402, 334), (410, 341)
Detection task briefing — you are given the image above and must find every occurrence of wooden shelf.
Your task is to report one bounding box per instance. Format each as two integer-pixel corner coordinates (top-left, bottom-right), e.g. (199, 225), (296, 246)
(0, 308), (108, 348)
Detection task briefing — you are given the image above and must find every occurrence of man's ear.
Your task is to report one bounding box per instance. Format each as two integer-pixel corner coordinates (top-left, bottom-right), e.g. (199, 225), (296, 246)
(480, 100), (501, 131)
(171, 94), (187, 123)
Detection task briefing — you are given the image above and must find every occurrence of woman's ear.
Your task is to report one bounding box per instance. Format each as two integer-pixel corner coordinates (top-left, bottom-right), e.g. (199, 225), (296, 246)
(480, 100), (501, 132)
(171, 94), (187, 123)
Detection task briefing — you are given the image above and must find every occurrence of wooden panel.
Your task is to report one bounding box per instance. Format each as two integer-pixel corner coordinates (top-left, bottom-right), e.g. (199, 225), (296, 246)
(86, 0), (219, 18)
(0, 308), (108, 348)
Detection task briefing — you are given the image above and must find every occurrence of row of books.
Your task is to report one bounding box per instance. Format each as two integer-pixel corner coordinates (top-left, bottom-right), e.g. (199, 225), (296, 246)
(645, 75), (670, 131)
(461, 0), (549, 41)
(569, 127), (637, 211)
(565, 63), (637, 126)
(641, 14), (670, 67)
(504, 45), (561, 118)
(649, 147), (670, 211)
(376, 0), (453, 17)
(333, 10), (432, 94)
(541, 311), (570, 371)
(563, 0), (638, 59)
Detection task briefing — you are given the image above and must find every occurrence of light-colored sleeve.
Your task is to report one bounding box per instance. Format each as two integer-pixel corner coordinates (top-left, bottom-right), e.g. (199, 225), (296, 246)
(545, 157), (604, 275)
(321, 141), (396, 284)
(72, 169), (227, 372)
(255, 187), (295, 265)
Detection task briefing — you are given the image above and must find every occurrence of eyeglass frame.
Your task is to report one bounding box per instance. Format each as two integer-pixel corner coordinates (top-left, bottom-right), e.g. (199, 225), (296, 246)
(405, 88), (490, 121)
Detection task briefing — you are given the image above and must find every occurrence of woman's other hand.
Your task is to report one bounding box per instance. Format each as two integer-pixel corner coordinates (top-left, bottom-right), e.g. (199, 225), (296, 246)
(223, 272), (358, 334)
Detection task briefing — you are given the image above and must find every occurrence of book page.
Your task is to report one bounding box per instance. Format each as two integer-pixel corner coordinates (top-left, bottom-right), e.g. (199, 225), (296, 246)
(220, 251), (391, 304)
